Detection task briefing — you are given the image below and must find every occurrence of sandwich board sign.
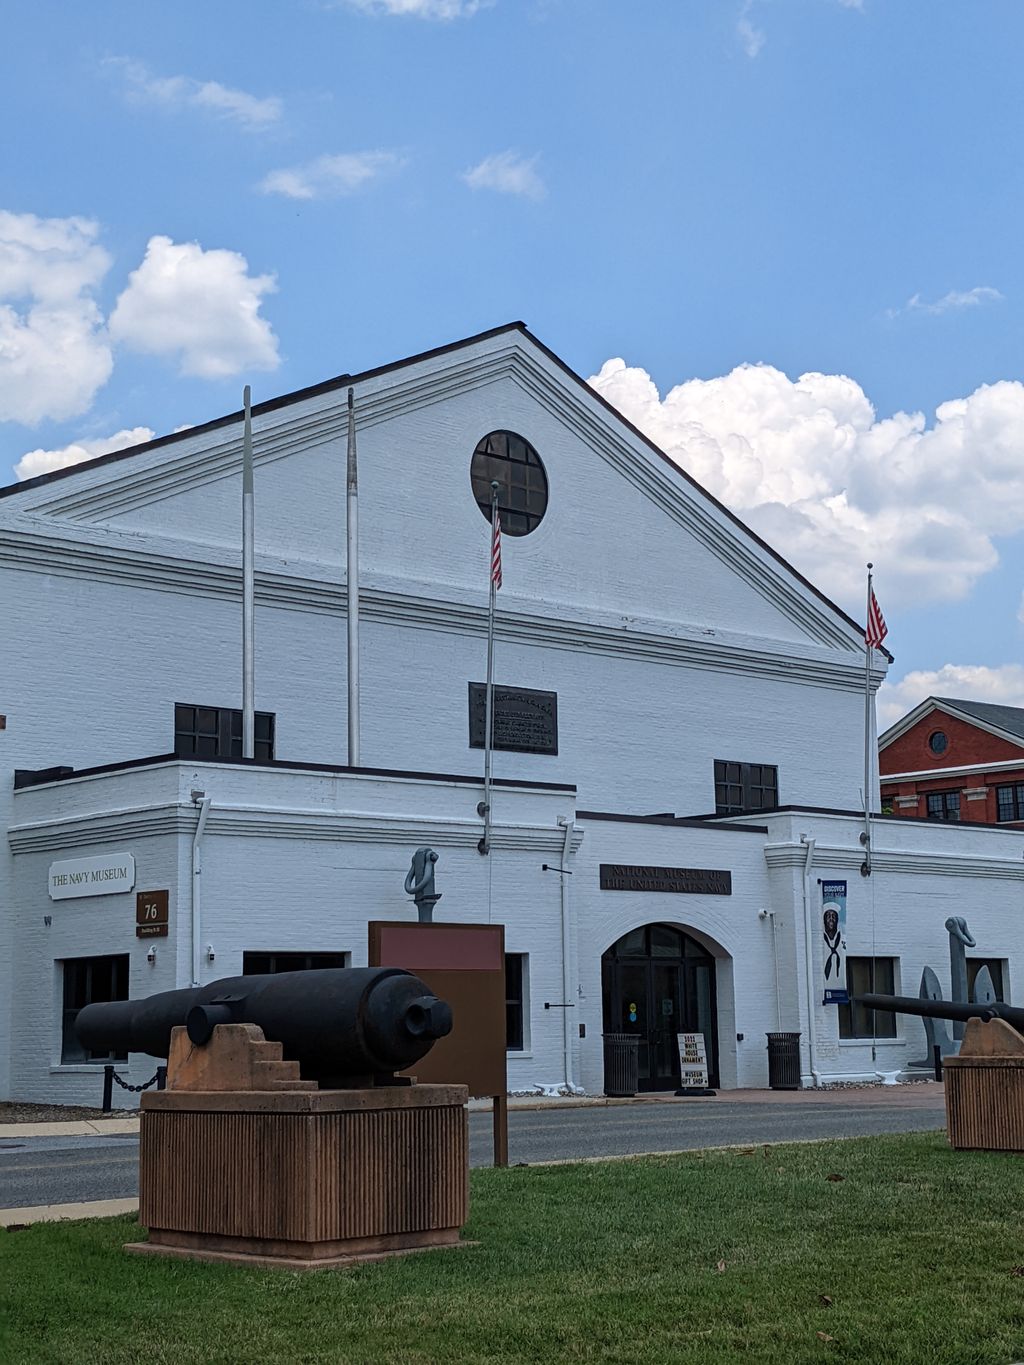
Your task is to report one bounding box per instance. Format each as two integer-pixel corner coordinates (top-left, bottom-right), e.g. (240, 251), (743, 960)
(677, 1032), (710, 1089)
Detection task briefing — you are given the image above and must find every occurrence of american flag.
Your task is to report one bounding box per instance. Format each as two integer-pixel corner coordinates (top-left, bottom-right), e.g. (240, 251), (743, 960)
(491, 506), (502, 591)
(866, 587), (887, 649)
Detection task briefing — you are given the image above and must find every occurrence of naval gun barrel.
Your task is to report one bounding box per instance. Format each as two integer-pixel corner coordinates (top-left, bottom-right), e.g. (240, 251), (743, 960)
(858, 993), (1024, 1033)
(75, 967), (453, 1085)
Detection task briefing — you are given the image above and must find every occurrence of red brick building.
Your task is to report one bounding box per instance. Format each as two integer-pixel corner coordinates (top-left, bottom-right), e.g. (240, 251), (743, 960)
(879, 697), (1024, 826)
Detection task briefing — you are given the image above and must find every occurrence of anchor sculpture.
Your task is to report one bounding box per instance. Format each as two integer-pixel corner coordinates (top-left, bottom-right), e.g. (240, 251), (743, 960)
(405, 847), (442, 924)
(973, 964), (999, 1006)
(909, 965), (957, 1067)
(908, 916), (1004, 1067)
(945, 916), (977, 1040)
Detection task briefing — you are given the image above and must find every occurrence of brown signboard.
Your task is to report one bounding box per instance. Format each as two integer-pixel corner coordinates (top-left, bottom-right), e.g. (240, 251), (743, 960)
(136, 889), (169, 938)
(368, 921), (506, 1099)
(599, 864), (732, 895)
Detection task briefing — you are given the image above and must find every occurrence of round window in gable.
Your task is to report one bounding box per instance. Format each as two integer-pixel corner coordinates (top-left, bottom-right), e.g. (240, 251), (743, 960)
(929, 730), (948, 755)
(470, 430), (548, 536)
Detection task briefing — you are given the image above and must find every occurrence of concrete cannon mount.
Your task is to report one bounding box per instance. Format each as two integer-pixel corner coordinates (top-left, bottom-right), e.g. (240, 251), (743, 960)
(125, 1024), (470, 1271)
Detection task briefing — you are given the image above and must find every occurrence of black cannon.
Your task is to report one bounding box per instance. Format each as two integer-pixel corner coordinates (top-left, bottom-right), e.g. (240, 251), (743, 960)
(75, 967), (453, 1087)
(858, 993), (1024, 1032)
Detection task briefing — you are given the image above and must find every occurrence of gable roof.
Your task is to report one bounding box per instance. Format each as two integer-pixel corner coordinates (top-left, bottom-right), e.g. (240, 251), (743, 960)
(879, 695), (1024, 752)
(934, 698), (1024, 744)
(0, 320), (889, 658)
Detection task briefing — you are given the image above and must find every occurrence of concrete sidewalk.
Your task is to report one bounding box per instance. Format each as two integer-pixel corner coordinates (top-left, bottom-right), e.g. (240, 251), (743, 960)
(0, 1116), (141, 1140)
(0, 1198), (139, 1229)
(0, 1083), (943, 1140)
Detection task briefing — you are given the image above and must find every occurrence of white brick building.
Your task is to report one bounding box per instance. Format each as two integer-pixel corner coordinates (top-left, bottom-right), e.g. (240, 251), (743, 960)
(2, 323), (1022, 1103)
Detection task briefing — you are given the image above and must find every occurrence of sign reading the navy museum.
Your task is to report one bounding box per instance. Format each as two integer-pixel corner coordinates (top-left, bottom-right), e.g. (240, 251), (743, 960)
(49, 853), (136, 901)
(599, 865), (732, 895)
(821, 879), (848, 1004)
(469, 683), (558, 755)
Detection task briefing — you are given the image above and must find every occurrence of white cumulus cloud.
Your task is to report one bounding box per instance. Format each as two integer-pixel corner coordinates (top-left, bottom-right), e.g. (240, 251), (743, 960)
(259, 151), (403, 200)
(0, 210), (114, 425)
(15, 426), (155, 482)
(588, 356), (1024, 613)
(104, 57), (282, 131)
(109, 236), (279, 380)
(342, 0), (485, 16)
(878, 664), (1024, 731)
(463, 151), (545, 200)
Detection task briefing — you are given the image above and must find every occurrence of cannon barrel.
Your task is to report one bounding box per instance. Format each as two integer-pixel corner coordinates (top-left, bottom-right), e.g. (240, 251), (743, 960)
(858, 993), (1024, 1032)
(75, 967), (453, 1084)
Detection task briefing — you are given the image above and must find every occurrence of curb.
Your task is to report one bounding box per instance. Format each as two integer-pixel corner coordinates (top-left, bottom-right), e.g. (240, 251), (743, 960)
(1, 1098), (676, 1136)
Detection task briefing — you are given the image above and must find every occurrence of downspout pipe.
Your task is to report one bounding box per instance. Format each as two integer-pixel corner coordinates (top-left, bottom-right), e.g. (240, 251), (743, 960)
(557, 815), (581, 1094)
(191, 793), (212, 988)
(800, 834), (822, 1088)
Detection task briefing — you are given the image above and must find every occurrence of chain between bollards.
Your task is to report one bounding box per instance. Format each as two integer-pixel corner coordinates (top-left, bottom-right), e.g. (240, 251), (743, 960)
(102, 1064), (167, 1112)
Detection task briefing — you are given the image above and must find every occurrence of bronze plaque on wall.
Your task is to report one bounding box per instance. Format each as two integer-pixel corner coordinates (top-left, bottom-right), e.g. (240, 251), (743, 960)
(136, 889), (169, 938)
(599, 865), (732, 895)
(468, 683), (558, 755)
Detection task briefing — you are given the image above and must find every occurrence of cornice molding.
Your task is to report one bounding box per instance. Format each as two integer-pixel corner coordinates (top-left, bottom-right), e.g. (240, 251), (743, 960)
(22, 346), (521, 522)
(763, 840), (1024, 879)
(879, 697), (1024, 754)
(0, 525), (882, 694)
(8, 801), (586, 856)
(4, 335), (867, 657)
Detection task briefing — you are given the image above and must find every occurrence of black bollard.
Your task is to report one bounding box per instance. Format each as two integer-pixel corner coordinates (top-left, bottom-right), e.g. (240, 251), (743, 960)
(102, 1064), (114, 1112)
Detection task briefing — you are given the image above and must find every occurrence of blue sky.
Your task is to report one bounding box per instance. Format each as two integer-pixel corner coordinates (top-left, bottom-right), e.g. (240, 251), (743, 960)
(3, 0), (1024, 723)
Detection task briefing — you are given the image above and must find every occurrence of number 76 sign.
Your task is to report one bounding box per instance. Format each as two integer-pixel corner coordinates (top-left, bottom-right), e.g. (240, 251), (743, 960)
(136, 890), (169, 938)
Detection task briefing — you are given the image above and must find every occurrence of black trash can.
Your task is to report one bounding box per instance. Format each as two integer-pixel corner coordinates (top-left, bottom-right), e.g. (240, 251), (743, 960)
(766, 1032), (802, 1090)
(603, 1033), (640, 1097)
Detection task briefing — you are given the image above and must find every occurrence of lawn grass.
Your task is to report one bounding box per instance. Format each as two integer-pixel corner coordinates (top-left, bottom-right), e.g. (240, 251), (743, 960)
(4, 1132), (1024, 1363)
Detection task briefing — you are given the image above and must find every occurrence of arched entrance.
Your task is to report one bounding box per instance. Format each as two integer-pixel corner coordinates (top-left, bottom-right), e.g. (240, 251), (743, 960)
(601, 924), (719, 1090)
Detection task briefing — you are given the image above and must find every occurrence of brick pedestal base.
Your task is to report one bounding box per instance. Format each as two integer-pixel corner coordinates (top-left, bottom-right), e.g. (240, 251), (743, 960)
(128, 1084), (469, 1269)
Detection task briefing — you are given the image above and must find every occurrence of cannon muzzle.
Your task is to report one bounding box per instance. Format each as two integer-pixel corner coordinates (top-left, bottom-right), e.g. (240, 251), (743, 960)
(76, 967), (453, 1086)
(857, 993), (1024, 1033)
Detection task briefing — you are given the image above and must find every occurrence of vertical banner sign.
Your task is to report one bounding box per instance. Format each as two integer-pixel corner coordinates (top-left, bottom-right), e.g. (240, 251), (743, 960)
(821, 879), (848, 1004)
(676, 1032), (709, 1088)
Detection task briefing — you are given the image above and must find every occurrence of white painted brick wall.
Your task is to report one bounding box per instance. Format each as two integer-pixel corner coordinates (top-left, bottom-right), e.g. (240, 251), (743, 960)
(0, 327), (922, 1101)
(8, 763), (574, 1102)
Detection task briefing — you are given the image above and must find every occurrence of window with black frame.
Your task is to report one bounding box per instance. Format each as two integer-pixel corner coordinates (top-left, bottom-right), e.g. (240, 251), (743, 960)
(714, 761), (778, 815)
(838, 957), (898, 1039)
(996, 784), (1024, 823)
(926, 790), (960, 822)
(174, 704), (275, 762)
(61, 955), (130, 1063)
(242, 951), (350, 974)
(505, 952), (528, 1051)
(470, 430), (548, 536)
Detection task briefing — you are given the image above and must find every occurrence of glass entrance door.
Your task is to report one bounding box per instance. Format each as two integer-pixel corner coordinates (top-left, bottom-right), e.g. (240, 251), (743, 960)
(601, 924), (720, 1090)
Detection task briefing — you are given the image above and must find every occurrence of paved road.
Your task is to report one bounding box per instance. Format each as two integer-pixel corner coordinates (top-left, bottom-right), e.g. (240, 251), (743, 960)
(0, 1096), (946, 1210)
